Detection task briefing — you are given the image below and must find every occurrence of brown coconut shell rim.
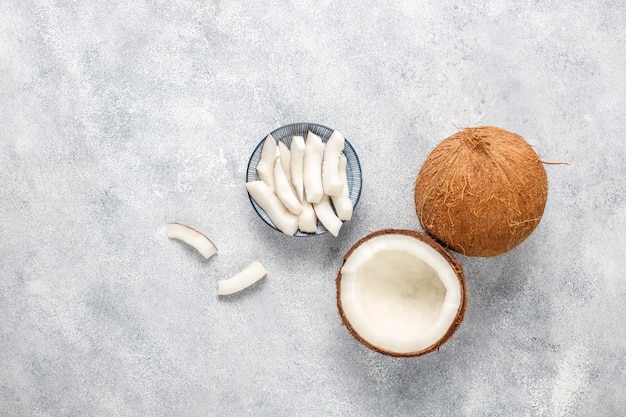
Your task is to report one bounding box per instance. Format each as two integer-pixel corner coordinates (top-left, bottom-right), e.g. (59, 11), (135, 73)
(335, 228), (467, 357)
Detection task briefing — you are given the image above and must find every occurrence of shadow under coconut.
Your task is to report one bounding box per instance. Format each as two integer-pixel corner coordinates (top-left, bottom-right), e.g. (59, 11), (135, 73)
(327, 273), (557, 415)
(456, 245), (558, 364)
(325, 328), (475, 414)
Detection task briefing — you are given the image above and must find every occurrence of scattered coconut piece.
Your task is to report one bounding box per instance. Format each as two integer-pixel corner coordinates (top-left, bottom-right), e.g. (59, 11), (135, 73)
(290, 135), (305, 202)
(274, 157), (302, 215)
(331, 154), (353, 221)
(322, 130), (345, 196)
(303, 131), (325, 204)
(313, 194), (342, 237)
(245, 181), (298, 236)
(166, 222), (218, 259)
(218, 261), (267, 296)
(256, 134), (277, 191)
(298, 199), (318, 233)
(278, 141), (292, 184)
(337, 229), (467, 357)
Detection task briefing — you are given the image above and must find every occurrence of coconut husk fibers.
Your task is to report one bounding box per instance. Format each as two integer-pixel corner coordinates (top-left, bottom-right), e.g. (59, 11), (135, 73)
(414, 126), (548, 257)
(336, 229), (467, 357)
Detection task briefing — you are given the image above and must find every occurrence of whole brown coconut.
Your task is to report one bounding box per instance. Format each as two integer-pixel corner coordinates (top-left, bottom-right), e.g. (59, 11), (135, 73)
(414, 126), (548, 257)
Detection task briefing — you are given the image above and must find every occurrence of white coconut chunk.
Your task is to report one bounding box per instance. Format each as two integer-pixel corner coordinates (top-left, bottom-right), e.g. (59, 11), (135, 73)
(256, 134), (277, 191)
(245, 181), (298, 236)
(331, 154), (353, 221)
(290, 135), (305, 202)
(166, 222), (218, 259)
(313, 194), (342, 237)
(274, 157), (302, 215)
(303, 131), (325, 204)
(339, 234), (463, 354)
(322, 130), (345, 196)
(298, 199), (318, 233)
(217, 261), (267, 296)
(277, 141), (292, 184)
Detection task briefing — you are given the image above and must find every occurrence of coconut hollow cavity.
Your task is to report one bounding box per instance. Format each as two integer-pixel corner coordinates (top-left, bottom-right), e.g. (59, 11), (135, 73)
(414, 126), (548, 257)
(336, 229), (467, 357)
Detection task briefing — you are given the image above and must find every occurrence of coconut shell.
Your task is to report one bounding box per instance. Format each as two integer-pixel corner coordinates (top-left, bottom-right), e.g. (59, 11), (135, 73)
(336, 229), (467, 357)
(414, 126), (548, 257)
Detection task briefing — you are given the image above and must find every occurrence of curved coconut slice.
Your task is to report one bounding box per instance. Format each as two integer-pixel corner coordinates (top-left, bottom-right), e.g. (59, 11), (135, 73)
(246, 181), (298, 236)
(303, 131), (325, 204)
(331, 154), (352, 221)
(218, 261), (267, 296)
(322, 130), (345, 196)
(278, 140), (292, 184)
(336, 229), (466, 357)
(313, 194), (342, 237)
(274, 157), (302, 215)
(166, 222), (218, 259)
(290, 135), (305, 202)
(298, 199), (318, 233)
(256, 134), (277, 191)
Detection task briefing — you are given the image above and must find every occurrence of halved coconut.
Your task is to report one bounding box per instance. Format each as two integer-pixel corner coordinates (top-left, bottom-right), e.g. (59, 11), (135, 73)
(336, 229), (466, 357)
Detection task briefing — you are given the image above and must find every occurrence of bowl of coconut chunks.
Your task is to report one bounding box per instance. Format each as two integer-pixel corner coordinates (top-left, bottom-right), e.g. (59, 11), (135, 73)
(246, 122), (362, 237)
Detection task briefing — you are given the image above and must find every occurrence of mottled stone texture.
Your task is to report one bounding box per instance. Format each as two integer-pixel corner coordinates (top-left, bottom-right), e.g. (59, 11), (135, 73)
(1, 1), (625, 416)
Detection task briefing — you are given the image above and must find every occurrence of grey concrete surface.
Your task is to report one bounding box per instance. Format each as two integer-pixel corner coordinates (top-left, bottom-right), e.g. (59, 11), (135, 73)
(1, 1), (625, 416)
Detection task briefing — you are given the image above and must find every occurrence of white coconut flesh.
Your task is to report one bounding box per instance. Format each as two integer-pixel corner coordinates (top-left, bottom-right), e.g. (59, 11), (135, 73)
(340, 234), (462, 354)
(166, 222), (218, 259)
(217, 261), (267, 296)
